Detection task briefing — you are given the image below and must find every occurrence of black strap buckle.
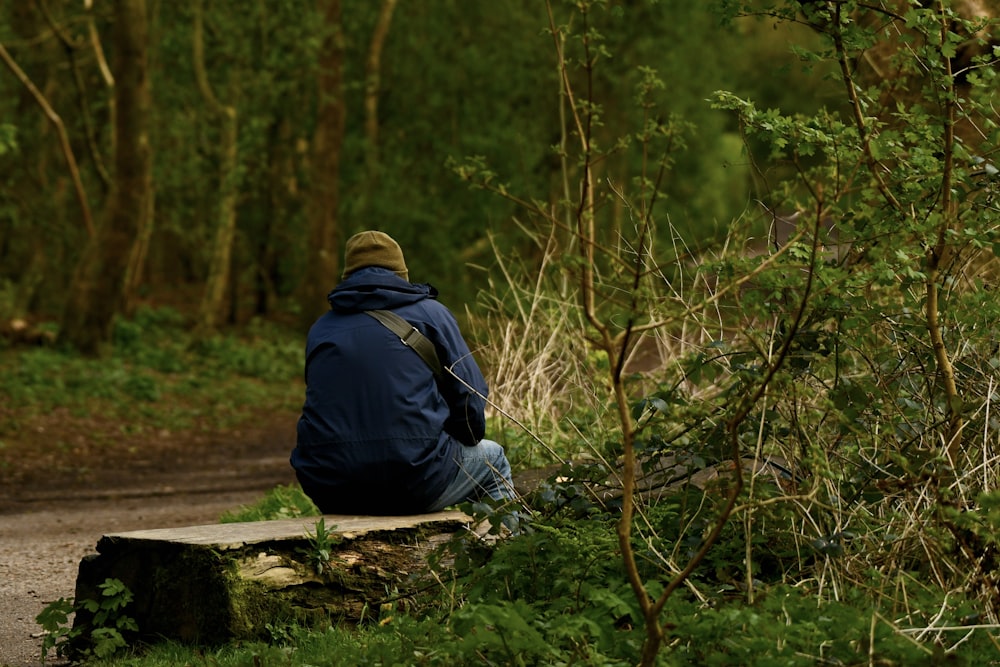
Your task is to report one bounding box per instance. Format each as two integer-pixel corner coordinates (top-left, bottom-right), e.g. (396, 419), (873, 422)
(401, 327), (421, 347)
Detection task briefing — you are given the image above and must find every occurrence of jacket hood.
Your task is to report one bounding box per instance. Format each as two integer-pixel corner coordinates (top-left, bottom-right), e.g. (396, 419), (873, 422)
(327, 267), (438, 313)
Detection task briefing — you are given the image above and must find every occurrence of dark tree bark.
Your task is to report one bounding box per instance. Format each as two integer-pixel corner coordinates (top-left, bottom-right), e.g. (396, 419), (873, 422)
(60, 0), (151, 355)
(364, 0), (398, 178)
(297, 0), (345, 327)
(253, 117), (295, 317)
(192, 0), (239, 335)
(355, 0), (398, 221)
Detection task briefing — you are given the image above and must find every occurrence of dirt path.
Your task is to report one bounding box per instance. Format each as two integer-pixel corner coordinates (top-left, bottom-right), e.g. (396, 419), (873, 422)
(0, 411), (299, 667)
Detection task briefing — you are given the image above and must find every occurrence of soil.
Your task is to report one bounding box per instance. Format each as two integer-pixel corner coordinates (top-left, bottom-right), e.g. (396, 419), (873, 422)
(0, 407), (301, 667)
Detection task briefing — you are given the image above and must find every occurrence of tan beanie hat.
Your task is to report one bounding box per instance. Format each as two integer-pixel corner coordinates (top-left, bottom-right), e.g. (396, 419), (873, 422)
(341, 230), (409, 281)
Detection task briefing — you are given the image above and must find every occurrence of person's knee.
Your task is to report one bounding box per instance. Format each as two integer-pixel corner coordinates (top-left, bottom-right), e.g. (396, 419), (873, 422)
(480, 439), (511, 474)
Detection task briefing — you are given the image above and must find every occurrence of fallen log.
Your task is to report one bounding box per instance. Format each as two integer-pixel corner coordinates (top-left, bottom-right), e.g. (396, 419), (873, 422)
(71, 511), (471, 654)
(0, 318), (56, 346)
(69, 458), (797, 656)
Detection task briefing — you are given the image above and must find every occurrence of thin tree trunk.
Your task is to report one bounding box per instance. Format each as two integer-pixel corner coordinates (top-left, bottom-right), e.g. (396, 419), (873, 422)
(298, 0), (345, 327)
(120, 0), (151, 316)
(196, 115), (239, 332)
(354, 0), (398, 221)
(193, 0), (240, 334)
(59, 0), (151, 355)
(123, 187), (155, 315)
(254, 117), (293, 317)
(363, 0), (397, 178)
(13, 240), (47, 317)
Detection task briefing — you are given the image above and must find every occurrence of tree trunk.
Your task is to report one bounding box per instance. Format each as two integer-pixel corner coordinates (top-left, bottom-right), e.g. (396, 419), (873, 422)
(12, 240), (47, 317)
(253, 117), (294, 317)
(195, 114), (239, 332)
(59, 0), (151, 355)
(193, 0), (240, 335)
(297, 0), (345, 327)
(71, 512), (471, 654)
(364, 0), (398, 180)
(353, 0), (398, 222)
(123, 187), (155, 316)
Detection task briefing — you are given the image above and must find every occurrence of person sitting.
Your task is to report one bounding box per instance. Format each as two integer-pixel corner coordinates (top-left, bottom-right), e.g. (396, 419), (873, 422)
(290, 230), (515, 515)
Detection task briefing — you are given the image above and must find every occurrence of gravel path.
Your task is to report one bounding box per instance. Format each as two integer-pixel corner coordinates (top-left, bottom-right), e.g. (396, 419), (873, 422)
(0, 417), (298, 667)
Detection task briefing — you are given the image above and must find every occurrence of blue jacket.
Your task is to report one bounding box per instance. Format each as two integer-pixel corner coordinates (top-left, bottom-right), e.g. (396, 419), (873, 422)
(290, 268), (489, 514)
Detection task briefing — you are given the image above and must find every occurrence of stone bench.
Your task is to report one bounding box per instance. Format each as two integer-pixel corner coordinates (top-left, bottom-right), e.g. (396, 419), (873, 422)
(71, 511), (471, 652)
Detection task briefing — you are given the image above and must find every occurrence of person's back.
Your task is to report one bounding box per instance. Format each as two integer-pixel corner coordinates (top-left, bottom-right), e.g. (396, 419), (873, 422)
(290, 231), (514, 515)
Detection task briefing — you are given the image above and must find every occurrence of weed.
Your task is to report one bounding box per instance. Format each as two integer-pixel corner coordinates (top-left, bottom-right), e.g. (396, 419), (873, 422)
(299, 517), (340, 576)
(34, 597), (74, 666)
(36, 578), (137, 663)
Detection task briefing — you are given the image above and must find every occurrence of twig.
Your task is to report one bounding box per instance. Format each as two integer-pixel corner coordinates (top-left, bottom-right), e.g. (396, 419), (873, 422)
(0, 42), (94, 237)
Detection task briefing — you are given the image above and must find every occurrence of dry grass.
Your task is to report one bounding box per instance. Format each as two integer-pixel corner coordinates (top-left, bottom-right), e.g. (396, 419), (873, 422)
(471, 219), (1000, 623)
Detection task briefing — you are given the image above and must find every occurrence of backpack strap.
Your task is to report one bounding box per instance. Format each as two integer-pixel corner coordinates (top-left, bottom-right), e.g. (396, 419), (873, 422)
(365, 309), (444, 378)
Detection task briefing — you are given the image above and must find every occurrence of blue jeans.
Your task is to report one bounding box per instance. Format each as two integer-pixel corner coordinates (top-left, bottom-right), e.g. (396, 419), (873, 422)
(425, 439), (514, 511)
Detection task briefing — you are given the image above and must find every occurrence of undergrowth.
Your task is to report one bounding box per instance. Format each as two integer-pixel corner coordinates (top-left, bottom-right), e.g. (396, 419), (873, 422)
(220, 484), (319, 523)
(80, 484), (1000, 666)
(17, 1), (1000, 660)
(0, 305), (303, 455)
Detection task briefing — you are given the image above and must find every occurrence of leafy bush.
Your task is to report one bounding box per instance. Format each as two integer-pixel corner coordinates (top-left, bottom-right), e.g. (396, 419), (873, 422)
(36, 578), (137, 663)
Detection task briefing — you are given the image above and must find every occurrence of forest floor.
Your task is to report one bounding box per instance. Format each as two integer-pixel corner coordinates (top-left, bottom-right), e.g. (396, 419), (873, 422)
(0, 407), (301, 667)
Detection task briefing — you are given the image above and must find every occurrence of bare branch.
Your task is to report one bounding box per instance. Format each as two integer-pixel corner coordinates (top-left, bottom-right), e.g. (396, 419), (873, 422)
(0, 41), (94, 237)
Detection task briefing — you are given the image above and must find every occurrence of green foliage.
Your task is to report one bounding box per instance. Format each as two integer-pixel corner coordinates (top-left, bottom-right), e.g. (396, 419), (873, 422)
(456, 2), (1000, 665)
(36, 578), (137, 663)
(299, 517), (341, 577)
(10, 1), (1000, 665)
(35, 597), (75, 666)
(0, 306), (301, 475)
(220, 484), (319, 523)
(666, 583), (998, 666)
(0, 123), (15, 155)
(189, 331), (302, 382)
(0, 0), (846, 315)
(68, 508), (1000, 666)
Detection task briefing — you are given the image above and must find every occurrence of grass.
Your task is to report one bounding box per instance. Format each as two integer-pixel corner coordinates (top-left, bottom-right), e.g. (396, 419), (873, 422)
(74, 490), (1000, 666)
(12, 297), (1000, 665)
(220, 484), (319, 522)
(0, 307), (303, 474)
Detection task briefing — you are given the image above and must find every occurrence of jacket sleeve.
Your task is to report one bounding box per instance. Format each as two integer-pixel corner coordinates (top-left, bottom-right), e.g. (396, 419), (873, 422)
(426, 304), (488, 446)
